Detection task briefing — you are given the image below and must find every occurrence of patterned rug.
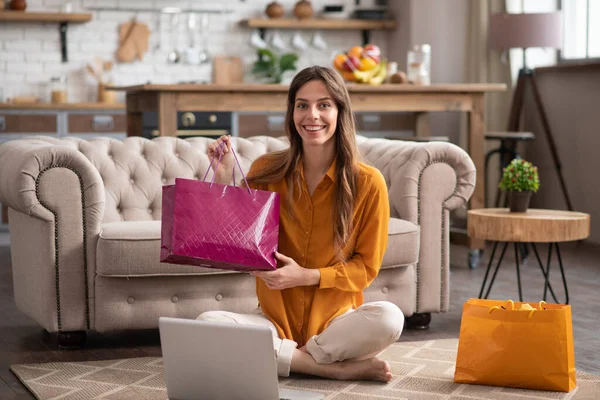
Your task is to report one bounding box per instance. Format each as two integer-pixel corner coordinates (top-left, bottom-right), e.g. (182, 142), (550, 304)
(10, 338), (600, 400)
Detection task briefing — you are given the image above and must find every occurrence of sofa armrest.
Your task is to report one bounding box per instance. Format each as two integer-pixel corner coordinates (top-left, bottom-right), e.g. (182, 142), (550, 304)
(0, 138), (105, 332)
(359, 138), (476, 314)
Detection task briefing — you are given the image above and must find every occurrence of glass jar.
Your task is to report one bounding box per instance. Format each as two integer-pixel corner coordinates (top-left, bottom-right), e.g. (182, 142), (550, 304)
(49, 76), (68, 104)
(407, 44), (431, 85)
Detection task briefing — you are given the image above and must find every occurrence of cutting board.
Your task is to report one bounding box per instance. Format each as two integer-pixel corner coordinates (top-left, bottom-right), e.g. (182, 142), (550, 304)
(212, 57), (243, 84)
(117, 19), (151, 63)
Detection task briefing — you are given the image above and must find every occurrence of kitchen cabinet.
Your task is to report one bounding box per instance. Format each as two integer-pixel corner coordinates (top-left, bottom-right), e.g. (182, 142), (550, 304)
(0, 103), (126, 140)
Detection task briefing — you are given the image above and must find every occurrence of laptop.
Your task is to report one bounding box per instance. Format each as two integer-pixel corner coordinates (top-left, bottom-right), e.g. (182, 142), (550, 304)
(159, 317), (325, 400)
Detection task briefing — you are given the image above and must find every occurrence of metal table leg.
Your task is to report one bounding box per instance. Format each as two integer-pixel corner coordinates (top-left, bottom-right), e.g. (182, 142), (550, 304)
(514, 242), (523, 302)
(531, 242), (570, 304)
(479, 241), (509, 299)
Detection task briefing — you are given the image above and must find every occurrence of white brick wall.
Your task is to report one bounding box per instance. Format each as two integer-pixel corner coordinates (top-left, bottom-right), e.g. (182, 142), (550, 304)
(0, 0), (382, 103)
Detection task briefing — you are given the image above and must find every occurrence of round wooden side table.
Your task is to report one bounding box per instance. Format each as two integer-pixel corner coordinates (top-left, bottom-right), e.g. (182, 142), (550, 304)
(468, 208), (590, 304)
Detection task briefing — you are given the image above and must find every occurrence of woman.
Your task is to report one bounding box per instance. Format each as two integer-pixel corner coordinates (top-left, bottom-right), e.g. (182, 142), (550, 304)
(198, 66), (403, 383)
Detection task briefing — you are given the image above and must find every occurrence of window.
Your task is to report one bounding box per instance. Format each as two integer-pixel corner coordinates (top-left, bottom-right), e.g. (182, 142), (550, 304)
(562, 0), (600, 59)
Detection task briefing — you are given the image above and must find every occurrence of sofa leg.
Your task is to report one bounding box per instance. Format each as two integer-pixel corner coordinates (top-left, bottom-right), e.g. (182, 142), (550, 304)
(58, 331), (86, 349)
(405, 313), (431, 330)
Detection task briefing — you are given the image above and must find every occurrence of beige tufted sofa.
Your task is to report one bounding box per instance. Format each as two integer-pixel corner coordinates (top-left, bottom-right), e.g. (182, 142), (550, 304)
(0, 135), (475, 347)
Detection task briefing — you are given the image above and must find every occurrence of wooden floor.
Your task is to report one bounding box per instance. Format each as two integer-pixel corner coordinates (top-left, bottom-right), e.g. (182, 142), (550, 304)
(1, 238), (599, 398)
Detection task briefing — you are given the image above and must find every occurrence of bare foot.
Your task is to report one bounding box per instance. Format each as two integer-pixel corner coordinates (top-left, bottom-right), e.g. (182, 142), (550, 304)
(335, 357), (392, 383)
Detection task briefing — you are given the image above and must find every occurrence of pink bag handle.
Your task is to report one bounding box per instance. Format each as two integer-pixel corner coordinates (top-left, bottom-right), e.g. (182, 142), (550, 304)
(203, 141), (251, 194)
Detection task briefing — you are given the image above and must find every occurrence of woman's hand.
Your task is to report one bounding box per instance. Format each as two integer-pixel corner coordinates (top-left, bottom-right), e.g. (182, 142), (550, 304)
(252, 252), (320, 290)
(206, 135), (234, 185)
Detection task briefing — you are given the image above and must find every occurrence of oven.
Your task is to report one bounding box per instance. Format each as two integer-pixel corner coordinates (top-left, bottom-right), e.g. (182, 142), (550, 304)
(142, 111), (233, 139)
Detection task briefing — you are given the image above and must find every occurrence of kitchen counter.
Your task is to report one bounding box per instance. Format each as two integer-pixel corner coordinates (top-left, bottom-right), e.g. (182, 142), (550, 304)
(109, 83), (505, 93)
(0, 103), (125, 110)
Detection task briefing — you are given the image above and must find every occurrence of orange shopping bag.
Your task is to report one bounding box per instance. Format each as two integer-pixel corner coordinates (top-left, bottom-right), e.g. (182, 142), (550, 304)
(453, 298), (576, 392)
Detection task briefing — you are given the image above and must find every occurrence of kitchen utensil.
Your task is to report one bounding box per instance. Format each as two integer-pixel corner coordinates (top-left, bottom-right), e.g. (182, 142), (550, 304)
(117, 18), (151, 63)
(8, 96), (40, 104)
(291, 31), (308, 51)
(197, 13), (211, 64)
(270, 31), (287, 51)
(98, 84), (116, 104)
(85, 64), (99, 81)
(167, 13), (181, 63)
(311, 31), (327, 50)
(250, 30), (267, 49)
(183, 12), (200, 65)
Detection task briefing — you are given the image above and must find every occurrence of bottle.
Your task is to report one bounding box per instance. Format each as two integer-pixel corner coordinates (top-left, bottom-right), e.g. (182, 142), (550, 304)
(407, 44), (431, 85)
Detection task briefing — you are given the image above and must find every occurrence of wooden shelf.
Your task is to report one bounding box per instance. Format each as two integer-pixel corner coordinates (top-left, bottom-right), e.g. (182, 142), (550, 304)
(240, 18), (396, 46)
(0, 11), (92, 23)
(0, 11), (92, 63)
(240, 18), (396, 31)
(0, 103), (125, 111)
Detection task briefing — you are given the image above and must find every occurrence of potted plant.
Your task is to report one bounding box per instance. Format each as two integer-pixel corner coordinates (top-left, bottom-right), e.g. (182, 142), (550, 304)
(498, 158), (540, 212)
(252, 48), (298, 84)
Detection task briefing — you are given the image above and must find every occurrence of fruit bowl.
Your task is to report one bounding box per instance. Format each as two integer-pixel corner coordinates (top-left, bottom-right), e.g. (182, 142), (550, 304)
(332, 44), (387, 85)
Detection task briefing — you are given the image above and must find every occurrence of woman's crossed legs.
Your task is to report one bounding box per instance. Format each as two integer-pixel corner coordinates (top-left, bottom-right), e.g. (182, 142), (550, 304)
(197, 301), (404, 382)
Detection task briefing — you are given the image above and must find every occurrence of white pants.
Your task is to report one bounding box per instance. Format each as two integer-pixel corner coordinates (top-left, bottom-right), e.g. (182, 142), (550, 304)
(196, 301), (404, 377)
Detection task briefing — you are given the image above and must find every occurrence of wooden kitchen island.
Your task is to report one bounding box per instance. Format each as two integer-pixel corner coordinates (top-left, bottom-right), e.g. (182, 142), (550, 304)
(111, 83), (506, 253)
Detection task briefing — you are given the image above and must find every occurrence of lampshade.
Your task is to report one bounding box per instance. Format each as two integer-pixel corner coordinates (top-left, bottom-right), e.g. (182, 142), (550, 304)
(489, 12), (563, 50)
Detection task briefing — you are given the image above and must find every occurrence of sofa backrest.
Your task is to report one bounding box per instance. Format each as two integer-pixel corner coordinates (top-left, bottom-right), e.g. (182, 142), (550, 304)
(33, 135), (412, 223)
(72, 136), (289, 223)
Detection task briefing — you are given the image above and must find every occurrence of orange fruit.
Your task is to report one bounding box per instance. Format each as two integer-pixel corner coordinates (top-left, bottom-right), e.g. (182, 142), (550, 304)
(333, 54), (348, 71)
(341, 70), (356, 82)
(347, 46), (363, 58)
(358, 56), (377, 71)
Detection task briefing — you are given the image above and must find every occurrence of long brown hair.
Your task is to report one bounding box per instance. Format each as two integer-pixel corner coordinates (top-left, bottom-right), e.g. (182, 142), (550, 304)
(247, 66), (359, 263)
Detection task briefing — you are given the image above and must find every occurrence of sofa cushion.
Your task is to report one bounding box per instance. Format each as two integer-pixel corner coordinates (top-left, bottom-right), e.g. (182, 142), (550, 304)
(381, 218), (420, 269)
(97, 218), (419, 277)
(97, 221), (238, 277)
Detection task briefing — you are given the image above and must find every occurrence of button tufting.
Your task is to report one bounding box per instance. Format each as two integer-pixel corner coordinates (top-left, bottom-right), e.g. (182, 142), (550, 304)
(130, 178), (134, 184)
(116, 207), (122, 213)
(215, 294), (223, 301)
(171, 296), (179, 303)
(127, 296), (135, 304)
(162, 178), (167, 183)
(382, 287), (389, 294)
(174, 152), (180, 157)
(148, 208), (153, 214)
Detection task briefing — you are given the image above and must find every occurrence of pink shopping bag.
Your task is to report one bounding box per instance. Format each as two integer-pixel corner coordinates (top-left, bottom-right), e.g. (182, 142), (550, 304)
(160, 144), (280, 272)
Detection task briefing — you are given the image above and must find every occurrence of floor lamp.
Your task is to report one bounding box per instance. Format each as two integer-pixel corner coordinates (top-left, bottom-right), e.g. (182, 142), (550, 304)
(489, 12), (573, 211)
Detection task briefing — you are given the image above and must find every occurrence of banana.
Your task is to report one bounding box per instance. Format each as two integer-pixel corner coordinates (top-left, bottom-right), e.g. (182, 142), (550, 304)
(368, 60), (388, 85)
(352, 62), (381, 83)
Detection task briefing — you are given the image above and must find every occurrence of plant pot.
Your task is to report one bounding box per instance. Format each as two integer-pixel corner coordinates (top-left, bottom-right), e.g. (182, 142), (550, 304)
(508, 190), (532, 212)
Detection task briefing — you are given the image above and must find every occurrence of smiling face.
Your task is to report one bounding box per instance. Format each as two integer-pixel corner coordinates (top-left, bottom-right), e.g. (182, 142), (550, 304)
(293, 80), (338, 148)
